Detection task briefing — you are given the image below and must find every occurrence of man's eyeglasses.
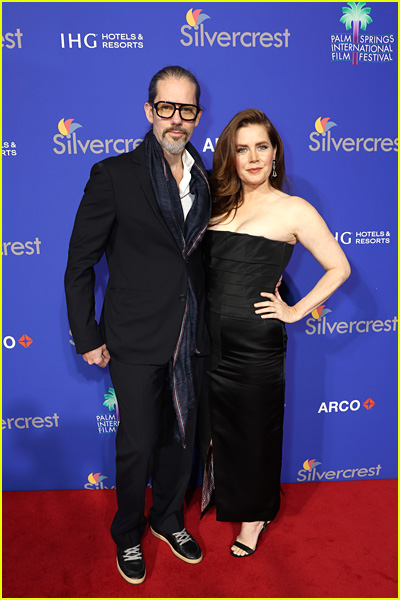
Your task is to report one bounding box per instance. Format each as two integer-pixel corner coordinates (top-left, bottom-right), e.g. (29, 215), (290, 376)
(152, 101), (200, 121)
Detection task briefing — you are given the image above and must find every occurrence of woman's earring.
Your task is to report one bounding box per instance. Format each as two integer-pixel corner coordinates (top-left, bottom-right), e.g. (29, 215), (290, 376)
(271, 159), (278, 178)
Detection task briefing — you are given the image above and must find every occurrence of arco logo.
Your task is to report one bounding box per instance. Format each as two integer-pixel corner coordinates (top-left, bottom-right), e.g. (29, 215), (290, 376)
(318, 397), (376, 413)
(186, 8), (210, 27)
(3, 334), (33, 349)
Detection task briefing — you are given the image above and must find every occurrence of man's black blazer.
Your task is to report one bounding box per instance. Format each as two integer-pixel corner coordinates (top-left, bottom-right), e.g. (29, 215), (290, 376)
(64, 142), (210, 364)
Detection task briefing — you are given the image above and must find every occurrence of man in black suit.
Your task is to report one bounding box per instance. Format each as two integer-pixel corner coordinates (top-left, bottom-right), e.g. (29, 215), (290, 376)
(65, 66), (210, 584)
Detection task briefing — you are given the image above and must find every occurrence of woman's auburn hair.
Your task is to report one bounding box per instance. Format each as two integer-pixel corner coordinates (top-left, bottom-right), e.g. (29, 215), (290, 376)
(210, 108), (286, 222)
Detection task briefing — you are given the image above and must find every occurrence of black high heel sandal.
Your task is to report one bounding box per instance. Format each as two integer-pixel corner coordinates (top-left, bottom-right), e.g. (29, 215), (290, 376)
(230, 522), (267, 557)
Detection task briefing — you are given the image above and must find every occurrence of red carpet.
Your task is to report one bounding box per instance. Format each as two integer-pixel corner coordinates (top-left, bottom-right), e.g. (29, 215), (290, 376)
(2, 480), (397, 598)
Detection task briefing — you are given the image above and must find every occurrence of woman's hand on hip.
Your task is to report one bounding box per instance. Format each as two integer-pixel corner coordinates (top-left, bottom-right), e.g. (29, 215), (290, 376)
(254, 290), (298, 323)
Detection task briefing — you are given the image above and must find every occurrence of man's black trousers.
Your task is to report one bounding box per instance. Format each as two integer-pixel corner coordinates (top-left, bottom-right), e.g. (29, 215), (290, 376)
(109, 356), (203, 549)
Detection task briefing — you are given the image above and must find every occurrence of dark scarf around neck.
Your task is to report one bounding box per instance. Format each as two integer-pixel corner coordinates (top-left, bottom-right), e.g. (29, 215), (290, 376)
(144, 130), (210, 446)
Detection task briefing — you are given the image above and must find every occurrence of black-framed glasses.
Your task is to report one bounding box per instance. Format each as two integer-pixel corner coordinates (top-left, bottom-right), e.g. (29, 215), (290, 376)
(152, 101), (200, 121)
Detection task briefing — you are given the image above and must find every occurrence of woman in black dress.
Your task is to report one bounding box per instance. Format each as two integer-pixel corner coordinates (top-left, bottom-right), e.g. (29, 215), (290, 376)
(201, 109), (350, 557)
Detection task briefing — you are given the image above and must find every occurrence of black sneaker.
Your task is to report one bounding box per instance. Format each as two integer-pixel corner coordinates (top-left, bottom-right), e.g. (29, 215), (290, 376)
(150, 526), (203, 564)
(116, 545), (146, 584)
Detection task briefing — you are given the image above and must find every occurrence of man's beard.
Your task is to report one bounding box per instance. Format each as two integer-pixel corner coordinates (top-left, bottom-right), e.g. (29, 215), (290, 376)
(161, 128), (189, 155)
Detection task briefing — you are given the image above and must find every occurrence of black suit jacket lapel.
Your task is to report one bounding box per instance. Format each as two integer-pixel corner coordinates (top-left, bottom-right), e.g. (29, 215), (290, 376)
(130, 143), (172, 236)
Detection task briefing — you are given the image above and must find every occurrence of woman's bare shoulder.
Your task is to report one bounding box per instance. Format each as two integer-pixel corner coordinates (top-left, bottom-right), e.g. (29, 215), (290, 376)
(279, 194), (318, 214)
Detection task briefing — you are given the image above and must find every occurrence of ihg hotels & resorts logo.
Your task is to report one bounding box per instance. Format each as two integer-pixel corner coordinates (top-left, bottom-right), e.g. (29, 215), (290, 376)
(331, 2), (395, 65)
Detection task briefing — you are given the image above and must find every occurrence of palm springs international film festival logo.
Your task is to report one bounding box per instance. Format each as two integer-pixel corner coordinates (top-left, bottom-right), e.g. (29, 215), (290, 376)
(331, 2), (395, 65)
(297, 459), (382, 481)
(309, 117), (397, 153)
(53, 118), (142, 156)
(96, 387), (120, 434)
(180, 8), (290, 48)
(305, 305), (398, 336)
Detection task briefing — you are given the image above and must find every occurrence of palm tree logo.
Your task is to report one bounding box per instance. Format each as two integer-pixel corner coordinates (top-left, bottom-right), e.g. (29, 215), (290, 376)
(340, 2), (373, 65)
(103, 387), (120, 421)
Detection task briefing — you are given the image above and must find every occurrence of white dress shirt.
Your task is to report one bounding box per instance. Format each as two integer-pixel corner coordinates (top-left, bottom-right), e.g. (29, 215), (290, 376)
(179, 150), (195, 221)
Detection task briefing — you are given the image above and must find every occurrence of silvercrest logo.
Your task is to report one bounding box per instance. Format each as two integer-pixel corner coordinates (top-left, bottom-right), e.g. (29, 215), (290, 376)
(309, 118), (397, 153)
(2, 29), (23, 48)
(180, 9), (290, 48)
(53, 117), (142, 156)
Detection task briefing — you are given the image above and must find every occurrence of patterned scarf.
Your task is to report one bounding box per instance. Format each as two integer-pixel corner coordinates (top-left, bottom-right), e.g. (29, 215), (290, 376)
(144, 130), (210, 446)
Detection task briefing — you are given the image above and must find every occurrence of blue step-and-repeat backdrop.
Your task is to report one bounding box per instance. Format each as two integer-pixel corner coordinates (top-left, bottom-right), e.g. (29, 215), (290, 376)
(3, 2), (397, 491)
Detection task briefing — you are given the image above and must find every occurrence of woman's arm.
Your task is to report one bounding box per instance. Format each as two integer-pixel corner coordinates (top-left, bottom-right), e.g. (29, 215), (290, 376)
(254, 197), (351, 323)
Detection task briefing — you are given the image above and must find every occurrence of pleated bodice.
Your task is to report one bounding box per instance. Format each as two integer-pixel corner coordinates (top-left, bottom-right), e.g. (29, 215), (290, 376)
(204, 230), (294, 321)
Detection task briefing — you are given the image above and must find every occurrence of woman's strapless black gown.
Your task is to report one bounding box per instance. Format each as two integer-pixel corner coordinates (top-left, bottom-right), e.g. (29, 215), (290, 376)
(201, 229), (294, 522)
